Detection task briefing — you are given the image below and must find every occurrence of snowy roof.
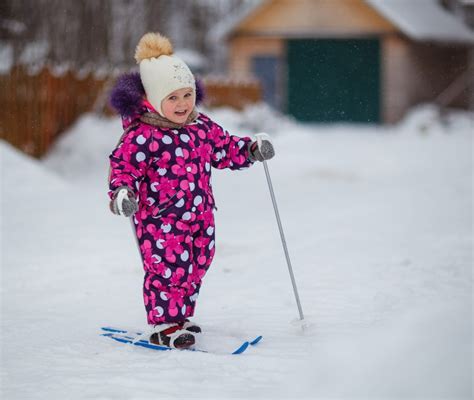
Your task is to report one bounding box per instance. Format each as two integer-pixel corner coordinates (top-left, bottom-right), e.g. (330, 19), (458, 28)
(211, 0), (474, 44)
(207, 0), (267, 42)
(365, 0), (474, 43)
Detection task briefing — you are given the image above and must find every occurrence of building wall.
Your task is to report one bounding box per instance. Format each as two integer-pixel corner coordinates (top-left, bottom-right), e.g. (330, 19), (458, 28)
(229, 37), (284, 78)
(406, 42), (469, 108)
(382, 35), (412, 123)
(383, 35), (469, 123)
(231, 32), (470, 123)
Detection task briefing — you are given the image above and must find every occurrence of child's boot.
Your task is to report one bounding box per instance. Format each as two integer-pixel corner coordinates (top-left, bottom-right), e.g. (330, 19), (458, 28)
(149, 323), (195, 349)
(181, 319), (202, 334)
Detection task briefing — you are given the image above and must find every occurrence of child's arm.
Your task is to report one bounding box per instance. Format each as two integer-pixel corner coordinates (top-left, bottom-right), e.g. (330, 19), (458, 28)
(209, 121), (254, 170)
(108, 126), (156, 202)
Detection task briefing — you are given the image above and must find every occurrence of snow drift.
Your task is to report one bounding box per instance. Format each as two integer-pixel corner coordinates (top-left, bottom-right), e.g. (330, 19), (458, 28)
(1, 104), (472, 399)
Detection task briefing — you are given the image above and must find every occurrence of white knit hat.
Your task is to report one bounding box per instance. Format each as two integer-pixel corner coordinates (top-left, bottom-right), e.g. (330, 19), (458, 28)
(135, 33), (195, 116)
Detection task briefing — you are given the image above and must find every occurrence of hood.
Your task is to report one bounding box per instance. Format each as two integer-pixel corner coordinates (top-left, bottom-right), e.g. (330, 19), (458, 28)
(109, 71), (205, 119)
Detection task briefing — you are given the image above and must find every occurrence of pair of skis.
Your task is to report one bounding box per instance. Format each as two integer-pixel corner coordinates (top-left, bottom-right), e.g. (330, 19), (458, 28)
(101, 327), (263, 355)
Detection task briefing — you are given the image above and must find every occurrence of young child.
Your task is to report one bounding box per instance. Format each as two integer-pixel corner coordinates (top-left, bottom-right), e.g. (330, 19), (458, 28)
(107, 32), (274, 349)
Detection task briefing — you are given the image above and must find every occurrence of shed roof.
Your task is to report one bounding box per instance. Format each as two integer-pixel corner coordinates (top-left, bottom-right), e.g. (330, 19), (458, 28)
(366, 0), (474, 43)
(213, 0), (474, 44)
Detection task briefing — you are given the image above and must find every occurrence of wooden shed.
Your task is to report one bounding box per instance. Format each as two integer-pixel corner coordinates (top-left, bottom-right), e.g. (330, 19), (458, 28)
(219, 0), (474, 123)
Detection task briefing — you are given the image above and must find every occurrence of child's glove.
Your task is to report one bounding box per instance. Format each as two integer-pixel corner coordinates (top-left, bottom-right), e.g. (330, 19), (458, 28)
(249, 133), (275, 162)
(110, 186), (138, 217)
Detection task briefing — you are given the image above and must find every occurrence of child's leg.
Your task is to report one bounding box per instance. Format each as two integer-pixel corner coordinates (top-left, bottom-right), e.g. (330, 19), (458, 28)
(189, 208), (216, 296)
(138, 208), (215, 326)
(143, 272), (197, 325)
(139, 211), (208, 325)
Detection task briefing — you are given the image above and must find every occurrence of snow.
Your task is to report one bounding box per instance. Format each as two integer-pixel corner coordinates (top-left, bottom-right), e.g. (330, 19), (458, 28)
(2, 104), (472, 399)
(0, 43), (14, 75)
(366, 0), (474, 43)
(18, 41), (50, 69)
(174, 49), (207, 71)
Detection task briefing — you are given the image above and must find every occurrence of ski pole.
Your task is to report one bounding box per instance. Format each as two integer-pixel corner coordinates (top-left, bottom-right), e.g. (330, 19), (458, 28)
(116, 187), (144, 264)
(130, 216), (144, 264)
(256, 133), (305, 321)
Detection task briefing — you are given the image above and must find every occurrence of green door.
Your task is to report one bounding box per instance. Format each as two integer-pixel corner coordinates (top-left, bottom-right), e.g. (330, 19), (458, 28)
(287, 39), (380, 123)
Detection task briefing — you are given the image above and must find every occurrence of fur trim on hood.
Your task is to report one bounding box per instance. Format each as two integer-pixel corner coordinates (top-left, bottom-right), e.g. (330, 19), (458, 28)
(109, 72), (205, 117)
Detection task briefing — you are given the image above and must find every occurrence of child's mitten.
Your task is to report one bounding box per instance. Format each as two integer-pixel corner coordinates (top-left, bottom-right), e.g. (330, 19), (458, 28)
(110, 186), (138, 217)
(249, 133), (275, 162)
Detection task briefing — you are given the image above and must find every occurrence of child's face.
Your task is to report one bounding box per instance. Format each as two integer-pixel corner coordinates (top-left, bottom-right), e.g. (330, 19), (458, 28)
(161, 87), (195, 124)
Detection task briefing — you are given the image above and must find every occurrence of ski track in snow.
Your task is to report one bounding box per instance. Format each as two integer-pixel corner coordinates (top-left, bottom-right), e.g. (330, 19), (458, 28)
(1, 105), (472, 399)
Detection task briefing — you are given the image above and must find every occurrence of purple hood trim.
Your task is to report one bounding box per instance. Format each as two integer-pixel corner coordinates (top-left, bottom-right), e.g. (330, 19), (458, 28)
(109, 72), (205, 117)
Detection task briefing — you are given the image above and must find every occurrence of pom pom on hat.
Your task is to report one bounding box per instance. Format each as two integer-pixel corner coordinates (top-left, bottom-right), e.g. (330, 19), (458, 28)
(135, 32), (196, 116)
(134, 33), (173, 63)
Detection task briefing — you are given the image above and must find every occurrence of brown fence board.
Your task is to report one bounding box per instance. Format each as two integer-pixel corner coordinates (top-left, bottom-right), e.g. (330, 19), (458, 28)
(0, 66), (107, 158)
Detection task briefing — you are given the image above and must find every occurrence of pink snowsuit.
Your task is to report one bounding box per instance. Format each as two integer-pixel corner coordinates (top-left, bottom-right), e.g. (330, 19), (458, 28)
(108, 93), (254, 325)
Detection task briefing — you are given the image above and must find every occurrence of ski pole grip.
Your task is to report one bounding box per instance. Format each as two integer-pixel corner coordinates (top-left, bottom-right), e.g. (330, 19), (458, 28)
(116, 188), (129, 216)
(255, 132), (271, 150)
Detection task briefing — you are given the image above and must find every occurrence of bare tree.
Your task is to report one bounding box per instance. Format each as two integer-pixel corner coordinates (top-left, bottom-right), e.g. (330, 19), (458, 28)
(0, 0), (246, 74)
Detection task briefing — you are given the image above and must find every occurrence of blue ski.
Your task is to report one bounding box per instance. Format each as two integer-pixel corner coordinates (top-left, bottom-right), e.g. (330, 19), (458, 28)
(100, 327), (262, 355)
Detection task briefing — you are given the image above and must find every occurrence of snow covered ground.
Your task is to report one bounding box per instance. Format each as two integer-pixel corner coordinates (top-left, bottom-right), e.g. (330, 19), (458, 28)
(1, 104), (472, 399)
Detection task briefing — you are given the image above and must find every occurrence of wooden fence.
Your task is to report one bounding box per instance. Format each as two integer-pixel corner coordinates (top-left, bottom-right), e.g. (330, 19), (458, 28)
(0, 67), (261, 158)
(201, 77), (261, 110)
(0, 66), (108, 158)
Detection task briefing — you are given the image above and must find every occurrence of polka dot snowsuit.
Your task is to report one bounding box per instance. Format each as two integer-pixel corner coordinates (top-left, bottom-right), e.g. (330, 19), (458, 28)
(109, 107), (253, 325)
